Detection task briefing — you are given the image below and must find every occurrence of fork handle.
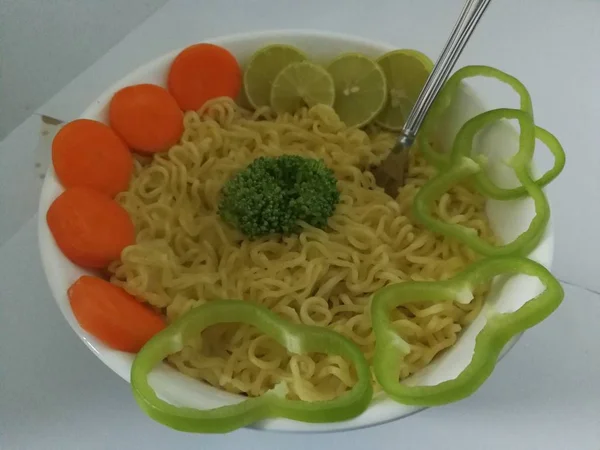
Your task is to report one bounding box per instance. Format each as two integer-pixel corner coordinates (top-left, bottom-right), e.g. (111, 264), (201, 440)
(399, 0), (492, 147)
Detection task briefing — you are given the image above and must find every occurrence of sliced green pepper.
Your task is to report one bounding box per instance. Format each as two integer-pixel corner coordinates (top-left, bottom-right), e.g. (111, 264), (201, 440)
(371, 256), (563, 406)
(413, 109), (550, 257)
(450, 107), (566, 200)
(419, 65), (565, 198)
(131, 300), (373, 433)
(419, 65), (533, 169)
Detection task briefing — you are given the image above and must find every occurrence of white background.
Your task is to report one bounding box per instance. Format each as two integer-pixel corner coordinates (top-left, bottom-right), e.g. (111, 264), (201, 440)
(0, 0), (168, 139)
(1, 0), (599, 449)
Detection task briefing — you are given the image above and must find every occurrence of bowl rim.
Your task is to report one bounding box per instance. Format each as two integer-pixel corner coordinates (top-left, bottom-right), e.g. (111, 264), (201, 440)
(37, 28), (554, 433)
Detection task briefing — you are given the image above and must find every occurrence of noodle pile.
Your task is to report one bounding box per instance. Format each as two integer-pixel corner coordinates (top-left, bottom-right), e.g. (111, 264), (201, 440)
(109, 98), (496, 401)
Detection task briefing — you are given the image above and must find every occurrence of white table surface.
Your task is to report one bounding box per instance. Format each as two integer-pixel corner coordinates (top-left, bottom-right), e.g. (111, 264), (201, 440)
(1, 0), (599, 448)
(0, 0), (168, 140)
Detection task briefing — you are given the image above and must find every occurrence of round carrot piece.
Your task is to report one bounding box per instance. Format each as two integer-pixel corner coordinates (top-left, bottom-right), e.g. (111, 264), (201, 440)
(69, 276), (165, 353)
(109, 83), (184, 153)
(47, 187), (135, 268)
(52, 119), (133, 197)
(167, 43), (242, 111)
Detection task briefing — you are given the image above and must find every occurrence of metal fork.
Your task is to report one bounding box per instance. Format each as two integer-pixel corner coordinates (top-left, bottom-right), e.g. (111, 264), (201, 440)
(373, 0), (492, 196)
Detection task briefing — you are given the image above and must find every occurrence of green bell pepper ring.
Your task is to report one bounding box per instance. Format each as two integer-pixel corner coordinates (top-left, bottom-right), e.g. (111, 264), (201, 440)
(413, 109), (550, 257)
(371, 256), (563, 406)
(419, 65), (533, 169)
(418, 66), (564, 198)
(131, 300), (373, 433)
(450, 107), (565, 200)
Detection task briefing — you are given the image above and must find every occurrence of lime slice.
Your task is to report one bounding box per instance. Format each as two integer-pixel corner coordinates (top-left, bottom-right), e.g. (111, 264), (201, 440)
(326, 53), (387, 128)
(270, 61), (335, 114)
(375, 49), (433, 131)
(243, 44), (308, 109)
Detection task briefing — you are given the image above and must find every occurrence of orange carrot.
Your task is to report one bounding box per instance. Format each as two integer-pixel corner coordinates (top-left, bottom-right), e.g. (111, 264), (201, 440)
(46, 187), (135, 268)
(52, 119), (133, 197)
(69, 276), (165, 353)
(109, 83), (184, 153)
(167, 43), (242, 111)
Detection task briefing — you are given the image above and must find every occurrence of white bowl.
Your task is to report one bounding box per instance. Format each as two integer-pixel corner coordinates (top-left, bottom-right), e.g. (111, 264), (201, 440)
(38, 30), (553, 433)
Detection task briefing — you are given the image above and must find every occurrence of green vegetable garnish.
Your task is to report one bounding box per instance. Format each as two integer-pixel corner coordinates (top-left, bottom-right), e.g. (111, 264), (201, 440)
(418, 65), (565, 199)
(375, 49), (433, 131)
(243, 44), (308, 109)
(326, 53), (387, 128)
(413, 109), (550, 256)
(131, 300), (373, 433)
(413, 109), (550, 257)
(270, 61), (336, 114)
(371, 256), (563, 405)
(218, 155), (340, 238)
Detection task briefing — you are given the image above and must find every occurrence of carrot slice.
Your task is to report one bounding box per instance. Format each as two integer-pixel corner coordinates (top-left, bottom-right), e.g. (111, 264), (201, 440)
(69, 276), (165, 353)
(52, 119), (133, 197)
(167, 43), (242, 111)
(109, 83), (184, 153)
(47, 187), (135, 268)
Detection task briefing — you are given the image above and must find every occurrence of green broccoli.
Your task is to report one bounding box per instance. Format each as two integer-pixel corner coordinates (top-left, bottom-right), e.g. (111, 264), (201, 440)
(218, 155), (340, 238)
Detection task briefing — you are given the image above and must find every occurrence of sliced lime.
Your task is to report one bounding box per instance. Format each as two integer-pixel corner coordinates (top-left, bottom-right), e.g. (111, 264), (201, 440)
(270, 61), (335, 114)
(243, 44), (308, 109)
(375, 49), (433, 131)
(327, 53), (387, 128)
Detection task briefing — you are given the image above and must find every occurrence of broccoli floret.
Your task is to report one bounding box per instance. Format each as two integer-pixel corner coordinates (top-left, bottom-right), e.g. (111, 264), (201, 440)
(218, 155), (340, 238)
